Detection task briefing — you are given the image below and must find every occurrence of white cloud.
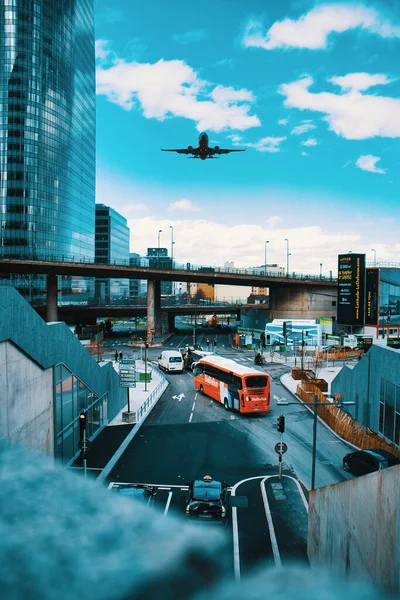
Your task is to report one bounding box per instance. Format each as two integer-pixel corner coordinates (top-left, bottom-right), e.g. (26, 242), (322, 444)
(242, 4), (400, 50)
(95, 39), (111, 61)
(291, 122), (316, 135)
(243, 136), (287, 153)
(301, 151), (308, 156)
(301, 137), (318, 146)
(278, 118), (288, 125)
(265, 216), (283, 228)
(168, 199), (200, 212)
(96, 44), (260, 132)
(356, 155), (386, 174)
(330, 72), (395, 92)
(279, 74), (400, 140)
(127, 216), (363, 273)
(172, 30), (208, 44)
(119, 203), (148, 216)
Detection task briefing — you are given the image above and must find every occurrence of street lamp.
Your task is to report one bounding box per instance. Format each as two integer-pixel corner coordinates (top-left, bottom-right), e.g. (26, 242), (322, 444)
(371, 248), (376, 266)
(169, 225), (174, 263)
(158, 229), (162, 249)
(285, 238), (289, 277)
(264, 240), (269, 276)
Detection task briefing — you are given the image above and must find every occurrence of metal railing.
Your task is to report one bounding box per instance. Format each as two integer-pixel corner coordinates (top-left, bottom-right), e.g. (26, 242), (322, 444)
(134, 365), (168, 424)
(0, 253), (338, 282)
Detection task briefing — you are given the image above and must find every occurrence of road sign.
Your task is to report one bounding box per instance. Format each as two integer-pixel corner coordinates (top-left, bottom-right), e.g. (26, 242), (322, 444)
(119, 359), (136, 388)
(274, 441), (288, 455)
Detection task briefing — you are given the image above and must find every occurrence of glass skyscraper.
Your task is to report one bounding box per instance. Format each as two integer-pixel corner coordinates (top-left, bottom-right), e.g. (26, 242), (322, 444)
(0, 0), (96, 261)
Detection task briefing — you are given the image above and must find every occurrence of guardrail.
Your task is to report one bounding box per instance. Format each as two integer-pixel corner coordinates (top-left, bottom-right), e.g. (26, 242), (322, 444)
(0, 254), (338, 282)
(134, 365), (168, 424)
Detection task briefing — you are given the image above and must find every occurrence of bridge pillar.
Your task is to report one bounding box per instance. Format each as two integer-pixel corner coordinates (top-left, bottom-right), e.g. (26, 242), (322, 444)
(46, 275), (58, 322)
(147, 280), (155, 342)
(168, 313), (175, 333)
(154, 280), (162, 335)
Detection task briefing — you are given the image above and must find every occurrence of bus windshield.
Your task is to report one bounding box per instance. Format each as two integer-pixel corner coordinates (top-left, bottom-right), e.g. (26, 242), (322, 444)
(245, 375), (268, 388)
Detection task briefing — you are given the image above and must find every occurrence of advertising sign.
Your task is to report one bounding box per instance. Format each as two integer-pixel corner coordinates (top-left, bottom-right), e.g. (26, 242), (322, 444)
(387, 338), (400, 350)
(337, 254), (365, 325)
(365, 269), (379, 325)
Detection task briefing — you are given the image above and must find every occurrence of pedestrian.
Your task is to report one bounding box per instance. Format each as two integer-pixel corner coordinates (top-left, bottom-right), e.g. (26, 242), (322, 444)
(206, 338), (210, 350)
(114, 350), (118, 362)
(119, 351), (123, 360)
(214, 338), (217, 349)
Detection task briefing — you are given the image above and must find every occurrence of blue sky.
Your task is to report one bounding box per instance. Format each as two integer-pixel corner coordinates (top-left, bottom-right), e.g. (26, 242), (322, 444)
(95, 0), (400, 275)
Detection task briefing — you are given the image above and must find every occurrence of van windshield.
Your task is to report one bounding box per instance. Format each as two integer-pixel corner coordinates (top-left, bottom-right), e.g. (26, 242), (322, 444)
(169, 356), (182, 363)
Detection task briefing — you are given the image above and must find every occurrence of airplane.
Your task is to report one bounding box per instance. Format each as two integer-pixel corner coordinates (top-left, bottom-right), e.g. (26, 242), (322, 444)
(161, 132), (245, 160)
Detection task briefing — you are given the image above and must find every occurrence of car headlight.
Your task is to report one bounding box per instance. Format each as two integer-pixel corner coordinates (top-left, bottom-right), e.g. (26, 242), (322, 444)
(247, 396), (251, 401)
(221, 506), (226, 515)
(185, 504), (190, 514)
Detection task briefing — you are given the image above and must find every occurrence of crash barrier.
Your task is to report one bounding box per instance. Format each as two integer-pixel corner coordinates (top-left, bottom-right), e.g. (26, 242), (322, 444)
(296, 383), (400, 459)
(134, 366), (169, 424)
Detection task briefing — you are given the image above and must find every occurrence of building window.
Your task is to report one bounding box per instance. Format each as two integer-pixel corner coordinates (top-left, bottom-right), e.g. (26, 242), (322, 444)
(379, 377), (400, 445)
(331, 301), (336, 306)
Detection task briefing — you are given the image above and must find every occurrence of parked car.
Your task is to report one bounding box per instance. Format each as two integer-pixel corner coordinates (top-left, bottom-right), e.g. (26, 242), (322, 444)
(185, 475), (228, 522)
(343, 448), (400, 476)
(110, 484), (157, 505)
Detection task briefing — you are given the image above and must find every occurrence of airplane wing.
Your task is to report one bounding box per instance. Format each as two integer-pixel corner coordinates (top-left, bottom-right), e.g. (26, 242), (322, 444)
(214, 149), (246, 155)
(161, 148), (198, 155)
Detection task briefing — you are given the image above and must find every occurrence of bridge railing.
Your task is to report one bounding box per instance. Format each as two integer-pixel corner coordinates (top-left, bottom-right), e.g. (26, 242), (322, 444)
(0, 254), (338, 282)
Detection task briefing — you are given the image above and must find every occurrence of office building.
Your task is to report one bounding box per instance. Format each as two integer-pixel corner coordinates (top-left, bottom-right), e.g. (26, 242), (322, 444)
(129, 252), (148, 299)
(0, 0), (96, 300)
(95, 204), (130, 302)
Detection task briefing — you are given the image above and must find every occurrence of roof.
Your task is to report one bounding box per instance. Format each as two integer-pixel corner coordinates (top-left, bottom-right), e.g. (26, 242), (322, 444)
(198, 354), (266, 377)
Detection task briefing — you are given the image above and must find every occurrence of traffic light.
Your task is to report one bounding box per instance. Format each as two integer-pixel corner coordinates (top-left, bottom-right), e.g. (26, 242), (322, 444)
(79, 411), (86, 435)
(277, 415), (285, 433)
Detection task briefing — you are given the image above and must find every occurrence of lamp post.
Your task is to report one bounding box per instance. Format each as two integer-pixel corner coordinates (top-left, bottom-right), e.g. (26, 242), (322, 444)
(264, 240), (269, 276)
(371, 248), (376, 266)
(169, 225), (174, 263)
(158, 229), (162, 249)
(285, 238), (289, 277)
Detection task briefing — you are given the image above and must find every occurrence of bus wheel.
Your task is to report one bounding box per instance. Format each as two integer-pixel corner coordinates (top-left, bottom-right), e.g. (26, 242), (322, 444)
(224, 399), (230, 411)
(200, 385), (205, 395)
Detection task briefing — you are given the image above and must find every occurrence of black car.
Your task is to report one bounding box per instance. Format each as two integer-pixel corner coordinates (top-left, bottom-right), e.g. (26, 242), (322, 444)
(343, 448), (400, 476)
(186, 476), (228, 522)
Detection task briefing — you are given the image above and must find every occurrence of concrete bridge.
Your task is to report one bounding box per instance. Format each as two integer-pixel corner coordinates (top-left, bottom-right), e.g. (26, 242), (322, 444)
(0, 258), (338, 337)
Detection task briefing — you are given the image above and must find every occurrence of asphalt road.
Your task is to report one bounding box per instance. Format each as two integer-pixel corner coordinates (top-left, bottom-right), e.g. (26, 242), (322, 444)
(103, 331), (356, 576)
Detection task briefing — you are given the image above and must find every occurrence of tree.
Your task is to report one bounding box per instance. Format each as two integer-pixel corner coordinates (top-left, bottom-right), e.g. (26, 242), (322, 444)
(193, 288), (206, 304)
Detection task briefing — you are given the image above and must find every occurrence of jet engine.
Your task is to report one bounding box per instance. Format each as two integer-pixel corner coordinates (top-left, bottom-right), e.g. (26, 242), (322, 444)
(214, 146), (220, 151)
(188, 145), (193, 150)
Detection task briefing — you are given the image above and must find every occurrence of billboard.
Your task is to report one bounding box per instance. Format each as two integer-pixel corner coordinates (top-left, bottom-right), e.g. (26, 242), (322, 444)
(337, 254), (365, 326)
(365, 269), (379, 325)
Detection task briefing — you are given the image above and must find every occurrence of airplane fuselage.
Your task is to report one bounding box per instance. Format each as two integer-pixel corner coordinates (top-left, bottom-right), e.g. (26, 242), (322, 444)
(198, 132), (209, 159)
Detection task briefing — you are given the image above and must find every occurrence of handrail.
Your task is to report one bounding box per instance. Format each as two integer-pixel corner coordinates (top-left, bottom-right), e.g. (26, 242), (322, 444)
(0, 254), (339, 282)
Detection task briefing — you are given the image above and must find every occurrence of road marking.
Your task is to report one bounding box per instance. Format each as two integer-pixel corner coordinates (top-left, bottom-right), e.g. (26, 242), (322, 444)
(164, 491), (173, 515)
(172, 393), (185, 402)
(192, 402), (196, 411)
(260, 477), (282, 567)
(194, 393), (198, 401)
(189, 412), (194, 423)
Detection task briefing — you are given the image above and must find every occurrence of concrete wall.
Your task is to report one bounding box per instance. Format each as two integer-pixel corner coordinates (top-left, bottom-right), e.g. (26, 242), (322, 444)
(0, 341), (54, 454)
(331, 345), (400, 430)
(269, 285), (337, 321)
(308, 466), (400, 592)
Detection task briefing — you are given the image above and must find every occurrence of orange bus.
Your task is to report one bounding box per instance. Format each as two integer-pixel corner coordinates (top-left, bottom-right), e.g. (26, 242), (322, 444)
(193, 355), (270, 414)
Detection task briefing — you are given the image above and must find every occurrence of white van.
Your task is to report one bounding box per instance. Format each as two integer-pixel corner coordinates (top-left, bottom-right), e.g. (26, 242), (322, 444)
(158, 350), (184, 373)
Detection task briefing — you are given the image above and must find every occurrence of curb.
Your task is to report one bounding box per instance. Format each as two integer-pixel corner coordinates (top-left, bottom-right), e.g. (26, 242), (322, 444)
(279, 374), (359, 451)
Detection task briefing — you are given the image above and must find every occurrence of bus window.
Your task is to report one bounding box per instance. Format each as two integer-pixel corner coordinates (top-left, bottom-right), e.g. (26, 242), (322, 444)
(245, 375), (268, 388)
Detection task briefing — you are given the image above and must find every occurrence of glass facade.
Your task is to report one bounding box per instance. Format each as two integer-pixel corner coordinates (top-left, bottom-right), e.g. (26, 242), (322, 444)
(95, 204), (130, 301)
(378, 269), (400, 326)
(54, 363), (108, 465)
(0, 0), (96, 260)
(379, 377), (400, 446)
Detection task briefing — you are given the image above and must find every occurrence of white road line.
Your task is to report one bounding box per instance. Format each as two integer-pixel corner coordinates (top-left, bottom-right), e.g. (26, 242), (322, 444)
(192, 402), (196, 411)
(164, 491), (173, 516)
(189, 412), (194, 423)
(195, 393), (198, 401)
(260, 477), (282, 567)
